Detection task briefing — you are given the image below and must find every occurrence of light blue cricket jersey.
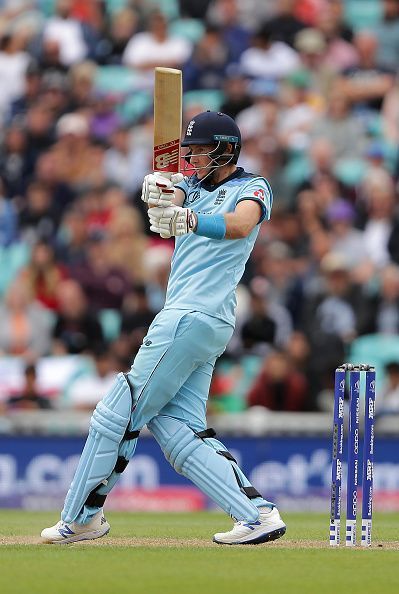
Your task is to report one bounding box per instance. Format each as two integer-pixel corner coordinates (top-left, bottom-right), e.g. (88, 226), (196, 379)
(163, 167), (273, 327)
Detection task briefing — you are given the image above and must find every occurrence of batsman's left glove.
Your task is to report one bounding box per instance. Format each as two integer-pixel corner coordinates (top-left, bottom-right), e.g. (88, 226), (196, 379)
(148, 205), (197, 238)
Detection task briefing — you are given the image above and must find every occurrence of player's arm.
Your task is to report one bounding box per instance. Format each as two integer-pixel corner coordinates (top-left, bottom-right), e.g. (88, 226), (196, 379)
(148, 199), (264, 239)
(223, 200), (263, 239)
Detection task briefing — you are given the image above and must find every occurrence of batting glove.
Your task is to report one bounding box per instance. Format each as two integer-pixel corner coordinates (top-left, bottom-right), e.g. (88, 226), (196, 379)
(141, 172), (184, 207)
(148, 205), (197, 238)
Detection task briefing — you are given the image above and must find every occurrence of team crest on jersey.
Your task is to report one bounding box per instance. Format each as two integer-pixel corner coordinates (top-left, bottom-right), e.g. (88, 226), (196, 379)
(254, 188), (268, 202)
(214, 188), (227, 205)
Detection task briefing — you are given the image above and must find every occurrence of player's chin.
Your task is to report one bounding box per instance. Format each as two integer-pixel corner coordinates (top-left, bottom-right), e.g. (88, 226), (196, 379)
(195, 168), (212, 179)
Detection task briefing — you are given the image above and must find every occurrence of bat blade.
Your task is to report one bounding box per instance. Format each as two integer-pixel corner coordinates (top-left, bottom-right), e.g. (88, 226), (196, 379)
(153, 67), (182, 174)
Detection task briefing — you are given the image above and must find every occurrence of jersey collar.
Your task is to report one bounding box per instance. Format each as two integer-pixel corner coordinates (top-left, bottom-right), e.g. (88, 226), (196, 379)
(199, 167), (244, 191)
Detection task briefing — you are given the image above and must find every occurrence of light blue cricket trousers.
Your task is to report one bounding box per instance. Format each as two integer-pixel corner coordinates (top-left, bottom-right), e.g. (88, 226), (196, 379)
(127, 308), (233, 431)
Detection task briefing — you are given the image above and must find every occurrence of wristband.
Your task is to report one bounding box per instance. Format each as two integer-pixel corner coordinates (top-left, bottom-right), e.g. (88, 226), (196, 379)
(194, 213), (226, 240)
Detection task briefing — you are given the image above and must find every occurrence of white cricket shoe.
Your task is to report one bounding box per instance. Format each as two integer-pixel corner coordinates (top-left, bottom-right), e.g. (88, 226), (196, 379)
(41, 510), (110, 544)
(213, 506), (286, 545)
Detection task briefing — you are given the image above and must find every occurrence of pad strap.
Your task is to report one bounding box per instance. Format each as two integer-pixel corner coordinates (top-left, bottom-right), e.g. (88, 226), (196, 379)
(195, 428), (216, 439)
(241, 486), (262, 499)
(114, 456), (129, 473)
(86, 490), (107, 508)
(125, 429), (140, 439)
(218, 450), (237, 463)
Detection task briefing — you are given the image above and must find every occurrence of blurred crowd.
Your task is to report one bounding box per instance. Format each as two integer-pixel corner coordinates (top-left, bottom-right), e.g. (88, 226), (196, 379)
(1, 0), (399, 417)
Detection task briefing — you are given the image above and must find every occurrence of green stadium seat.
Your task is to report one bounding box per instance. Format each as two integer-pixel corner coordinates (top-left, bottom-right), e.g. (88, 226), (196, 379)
(95, 66), (138, 95)
(105, 0), (129, 15)
(118, 91), (152, 123)
(0, 243), (31, 296)
(344, 0), (383, 30)
(333, 158), (366, 187)
(170, 18), (205, 43)
(99, 309), (121, 342)
(349, 333), (399, 390)
(183, 90), (225, 112)
(282, 156), (312, 188)
(150, 0), (179, 20)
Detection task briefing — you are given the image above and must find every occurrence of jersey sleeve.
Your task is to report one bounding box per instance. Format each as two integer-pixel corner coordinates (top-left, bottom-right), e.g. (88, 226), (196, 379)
(235, 177), (273, 223)
(175, 176), (190, 201)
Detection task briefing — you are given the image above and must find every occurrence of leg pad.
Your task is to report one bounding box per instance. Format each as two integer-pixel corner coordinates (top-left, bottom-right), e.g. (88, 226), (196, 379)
(62, 373), (135, 523)
(148, 416), (261, 522)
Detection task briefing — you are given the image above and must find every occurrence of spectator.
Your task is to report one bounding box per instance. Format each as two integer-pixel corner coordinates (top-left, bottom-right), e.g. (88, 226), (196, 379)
(361, 265), (399, 335)
(219, 65), (253, 119)
(183, 25), (229, 92)
(52, 112), (104, 188)
(66, 60), (97, 111)
(381, 76), (399, 145)
(34, 151), (76, 219)
(239, 22), (301, 80)
(40, 71), (69, 119)
(121, 284), (155, 352)
(55, 206), (88, 268)
(0, 178), (18, 246)
(206, 0), (250, 63)
(311, 88), (367, 161)
(247, 349), (308, 411)
(24, 102), (56, 169)
(123, 11), (192, 75)
(106, 204), (147, 283)
(294, 27), (336, 102)
(278, 69), (319, 151)
(0, 278), (52, 357)
(0, 122), (31, 198)
(19, 239), (67, 311)
(300, 252), (366, 391)
(0, 31), (30, 120)
(315, 5), (358, 71)
(19, 181), (60, 243)
(241, 277), (293, 355)
(43, 0), (88, 66)
(339, 31), (395, 115)
(89, 91), (121, 141)
(9, 59), (42, 120)
(263, 0), (306, 48)
(70, 231), (131, 310)
(378, 361), (399, 415)
(6, 364), (52, 410)
(317, 0), (353, 43)
(52, 279), (104, 355)
(103, 8), (139, 65)
(325, 199), (366, 270)
(375, 0), (399, 71)
(68, 347), (118, 411)
(38, 38), (68, 76)
(361, 173), (396, 269)
(236, 79), (280, 147)
(103, 125), (138, 193)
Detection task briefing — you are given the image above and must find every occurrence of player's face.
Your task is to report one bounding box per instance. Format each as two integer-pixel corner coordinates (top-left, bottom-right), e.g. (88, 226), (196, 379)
(188, 144), (215, 178)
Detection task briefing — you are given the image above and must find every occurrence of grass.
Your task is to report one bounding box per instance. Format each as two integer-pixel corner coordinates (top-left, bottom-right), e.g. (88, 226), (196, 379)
(0, 511), (398, 594)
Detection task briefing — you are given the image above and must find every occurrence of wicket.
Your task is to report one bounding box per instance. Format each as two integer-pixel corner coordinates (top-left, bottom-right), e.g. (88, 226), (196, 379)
(329, 364), (376, 547)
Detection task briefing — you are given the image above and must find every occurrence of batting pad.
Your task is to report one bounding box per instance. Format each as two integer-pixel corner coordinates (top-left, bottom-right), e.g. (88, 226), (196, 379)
(62, 373), (134, 523)
(148, 415), (262, 522)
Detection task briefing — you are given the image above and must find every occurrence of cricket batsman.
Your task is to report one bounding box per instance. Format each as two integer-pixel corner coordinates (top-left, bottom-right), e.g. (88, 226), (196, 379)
(41, 111), (286, 545)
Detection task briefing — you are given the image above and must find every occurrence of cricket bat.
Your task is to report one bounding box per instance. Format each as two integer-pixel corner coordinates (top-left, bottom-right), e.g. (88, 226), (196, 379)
(153, 67), (182, 174)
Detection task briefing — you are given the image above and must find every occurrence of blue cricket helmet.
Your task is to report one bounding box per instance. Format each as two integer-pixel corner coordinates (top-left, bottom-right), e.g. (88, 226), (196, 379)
(181, 110), (241, 164)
